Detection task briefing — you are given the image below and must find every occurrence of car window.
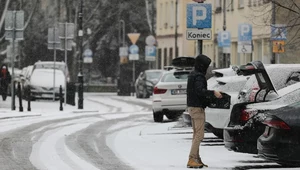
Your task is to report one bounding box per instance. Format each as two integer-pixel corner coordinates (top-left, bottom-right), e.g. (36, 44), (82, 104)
(272, 88), (300, 105)
(286, 72), (300, 86)
(161, 72), (188, 82)
(145, 71), (163, 79)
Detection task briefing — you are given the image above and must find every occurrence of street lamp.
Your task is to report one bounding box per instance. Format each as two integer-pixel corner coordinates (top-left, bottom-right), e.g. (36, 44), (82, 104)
(78, 0), (84, 109)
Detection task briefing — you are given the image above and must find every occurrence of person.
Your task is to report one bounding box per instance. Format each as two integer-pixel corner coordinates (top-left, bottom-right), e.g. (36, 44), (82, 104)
(186, 55), (222, 168)
(0, 64), (12, 101)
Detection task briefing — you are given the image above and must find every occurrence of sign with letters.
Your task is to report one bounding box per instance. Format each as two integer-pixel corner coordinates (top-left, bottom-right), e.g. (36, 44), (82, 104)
(145, 46), (156, 61)
(238, 24), (252, 42)
(218, 31), (231, 47)
(186, 29), (211, 40)
(186, 3), (212, 29)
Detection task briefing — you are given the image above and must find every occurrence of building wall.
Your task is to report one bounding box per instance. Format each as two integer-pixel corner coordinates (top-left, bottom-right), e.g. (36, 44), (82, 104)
(212, 0), (272, 67)
(156, 0), (210, 69)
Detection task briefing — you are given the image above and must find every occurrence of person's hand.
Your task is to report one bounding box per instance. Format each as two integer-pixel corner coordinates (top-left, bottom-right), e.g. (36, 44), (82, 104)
(214, 91), (223, 98)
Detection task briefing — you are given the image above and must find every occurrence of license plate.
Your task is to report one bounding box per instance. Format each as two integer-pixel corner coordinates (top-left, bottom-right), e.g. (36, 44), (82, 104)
(171, 89), (186, 95)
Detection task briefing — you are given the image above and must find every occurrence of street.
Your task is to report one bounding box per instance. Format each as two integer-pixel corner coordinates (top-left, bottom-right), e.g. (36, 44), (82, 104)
(0, 93), (297, 170)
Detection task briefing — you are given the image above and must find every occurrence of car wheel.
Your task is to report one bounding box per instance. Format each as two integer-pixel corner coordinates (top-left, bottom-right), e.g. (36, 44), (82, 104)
(165, 113), (177, 120)
(153, 111), (163, 122)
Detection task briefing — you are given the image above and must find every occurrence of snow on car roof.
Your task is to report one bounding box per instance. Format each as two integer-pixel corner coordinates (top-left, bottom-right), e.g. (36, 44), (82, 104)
(216, 75), (248, 84)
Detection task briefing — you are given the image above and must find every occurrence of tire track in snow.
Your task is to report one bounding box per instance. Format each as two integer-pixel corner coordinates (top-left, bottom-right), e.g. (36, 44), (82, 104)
(30, 118), (101, 170)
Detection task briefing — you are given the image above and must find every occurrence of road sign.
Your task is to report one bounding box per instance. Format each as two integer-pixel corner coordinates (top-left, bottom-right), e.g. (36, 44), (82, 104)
(48, 28), (60, 49)
(129, 45), (139, 54)
(186, 29), (211, 40)
(84, 56), (93, 63)
(129, 45), (139, 60)
(146, 35), (156, 46)
(6, 42), (19, 58)
(119, 47), (128, 57)
(217, 31), (231, 47)
(187, 3), (212, 29)
(238, 24), (252, 42)
(273, 40), (285, 53)
(238, 41), (252, 53)
(271, 24), (287, 40)
(128, 33), (140, 44)
(59, 23), (74, 51)
(84, 49), (93, 57)
(5, 10), (24, 41)
(145, 46), (156, 61)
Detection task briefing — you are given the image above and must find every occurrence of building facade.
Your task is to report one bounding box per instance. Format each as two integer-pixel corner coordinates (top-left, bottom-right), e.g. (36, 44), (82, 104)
(156, 0), (216, 69)
(156, 0), (299, 68)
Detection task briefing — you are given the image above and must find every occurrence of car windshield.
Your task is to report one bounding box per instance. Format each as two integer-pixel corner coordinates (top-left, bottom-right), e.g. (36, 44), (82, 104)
(160, 72), (189, 82)
(145, 71), (163, 79)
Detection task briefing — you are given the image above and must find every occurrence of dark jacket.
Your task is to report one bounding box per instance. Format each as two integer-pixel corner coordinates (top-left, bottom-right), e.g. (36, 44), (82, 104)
(187, 55), (214, 108)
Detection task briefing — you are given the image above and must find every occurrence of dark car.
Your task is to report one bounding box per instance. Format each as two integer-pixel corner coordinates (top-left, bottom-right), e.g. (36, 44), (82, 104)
(135, 69), (165, 98)
(257, 101), (300, 167)
(223, 61), (300, 154)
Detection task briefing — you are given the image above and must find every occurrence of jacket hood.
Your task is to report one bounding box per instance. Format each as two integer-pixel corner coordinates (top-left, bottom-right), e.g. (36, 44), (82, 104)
(194, 54), (211, 74)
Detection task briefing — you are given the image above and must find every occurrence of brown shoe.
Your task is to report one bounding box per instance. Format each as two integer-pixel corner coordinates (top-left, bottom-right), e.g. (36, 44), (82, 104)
(187, 158), (203, 168)
(197, 157), (208, 167)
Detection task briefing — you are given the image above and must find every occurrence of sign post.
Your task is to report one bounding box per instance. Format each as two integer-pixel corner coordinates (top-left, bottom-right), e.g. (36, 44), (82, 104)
(48, 27), (60, 101)
(5, 10), (24, 111)
(127, 33), (140, 96)
(59, 22), (74, 105)
(271, 24), (287, 64)
(145, 35), (156, 68)
(186, 2), (212, 56)
(238, 23), (252, 64)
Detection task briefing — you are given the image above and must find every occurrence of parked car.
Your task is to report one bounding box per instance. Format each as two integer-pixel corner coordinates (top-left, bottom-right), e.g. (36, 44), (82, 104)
(257, 101), (300, 167)
(27, 69), (66, 100)
(135, 69), (165, 98)
(152, 56), (195, 122)
(223, 61), (300, 154)
(152, 69), (190, 122)
(33, 61), (70, 82)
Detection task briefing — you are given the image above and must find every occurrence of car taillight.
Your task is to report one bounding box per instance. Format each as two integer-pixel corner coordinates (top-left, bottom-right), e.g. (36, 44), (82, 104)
(263, 119), (290, 130)
(240, 109), (257, 122)
(153, 86), (167, 94)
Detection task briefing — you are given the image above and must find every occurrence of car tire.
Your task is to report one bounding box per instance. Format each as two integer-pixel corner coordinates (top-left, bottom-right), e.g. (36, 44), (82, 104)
(165, 113), (177, 120)
(153, 111), (163, 122)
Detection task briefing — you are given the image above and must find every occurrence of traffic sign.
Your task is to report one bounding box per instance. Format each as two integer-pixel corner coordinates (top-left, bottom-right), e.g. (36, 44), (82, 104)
(5, 10), (24, 41)
(145, 46), (156, 61)
(84, 49), (93, 57)
(129, 45), (139, 54)
(238, 24), (252, 42)
(128, 33), (140, 44)
(271, 24), (287, 40)
(238, 41), (252, 53)
(48, 28), (60, 49)
(273, 40), (285, 53)
(186, 3), (212, 29)
(119, 47), (128, 57)
(146, 35), (156, 46)
(217, 31), (231, 47)
(186, 29), (211, 40)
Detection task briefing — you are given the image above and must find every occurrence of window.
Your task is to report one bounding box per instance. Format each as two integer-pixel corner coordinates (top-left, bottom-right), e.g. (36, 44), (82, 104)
(159, 3), (163, 29)
(157, 48), (162, 69)
(169, 48), (173, 65)
(164, 2), (168, 28)
(170, 1), (174, 28)
(238, 0), (244, 8)
(215, 0), (222, 13)
(164, 48), (168, 66)
(248, 0), (252, 7)
(286, 72), (300, 86)
(226, 0), (234, 11)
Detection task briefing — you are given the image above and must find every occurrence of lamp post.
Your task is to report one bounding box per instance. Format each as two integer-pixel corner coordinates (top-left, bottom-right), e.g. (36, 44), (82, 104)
(78, 0), (84, 109)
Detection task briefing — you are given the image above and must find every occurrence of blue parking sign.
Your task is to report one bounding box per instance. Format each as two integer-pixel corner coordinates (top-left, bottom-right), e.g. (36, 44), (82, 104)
(238, 24), (252, 42)
(218, 31), (231, 47)
(187, 3), (212, 29)
(145, 46), (156, 61)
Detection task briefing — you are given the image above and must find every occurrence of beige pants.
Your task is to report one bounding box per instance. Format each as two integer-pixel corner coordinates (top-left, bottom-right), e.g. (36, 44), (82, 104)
(188, 107), (205, 159)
